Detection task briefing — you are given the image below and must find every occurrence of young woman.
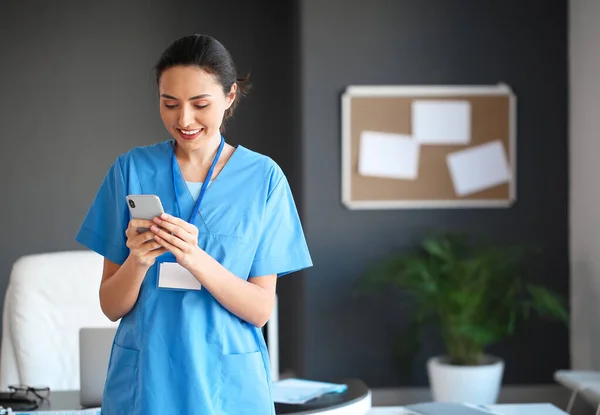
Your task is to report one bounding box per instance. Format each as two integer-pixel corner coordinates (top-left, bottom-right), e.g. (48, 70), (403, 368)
(76, 34), (312, 415)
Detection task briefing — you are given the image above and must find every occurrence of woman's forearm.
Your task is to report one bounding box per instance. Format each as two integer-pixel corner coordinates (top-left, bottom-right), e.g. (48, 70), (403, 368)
(190, 251), (275, 328)
(100, 256), (150, 321)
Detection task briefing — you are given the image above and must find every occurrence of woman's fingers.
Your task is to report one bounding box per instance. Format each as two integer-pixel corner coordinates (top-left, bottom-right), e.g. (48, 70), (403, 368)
(152, 226), (188, 251)
(151, 220), (192, 243)
(125, 219), (168, 267)
(126, 230), (155, 250)
(155, 214), (198, 236)
(126, 219), (154, 238)
(141, 240), (163, 253)
(148, 246), (167, 257)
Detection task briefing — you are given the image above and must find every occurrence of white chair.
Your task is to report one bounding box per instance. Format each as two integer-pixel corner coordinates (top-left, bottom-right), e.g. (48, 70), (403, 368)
(554, 370), (600, 413)
(0, 250), (117, 391)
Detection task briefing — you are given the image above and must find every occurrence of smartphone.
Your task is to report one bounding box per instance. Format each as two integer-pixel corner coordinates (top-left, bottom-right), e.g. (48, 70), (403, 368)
(126, 194), (165, 233)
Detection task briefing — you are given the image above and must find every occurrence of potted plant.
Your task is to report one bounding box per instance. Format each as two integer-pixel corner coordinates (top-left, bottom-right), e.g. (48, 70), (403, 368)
(357, 232), (568, 405)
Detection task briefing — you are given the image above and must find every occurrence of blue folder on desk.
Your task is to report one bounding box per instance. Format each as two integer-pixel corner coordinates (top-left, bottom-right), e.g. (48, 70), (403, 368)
(404, 402), (499, 415)
(271, 378), (348, 404)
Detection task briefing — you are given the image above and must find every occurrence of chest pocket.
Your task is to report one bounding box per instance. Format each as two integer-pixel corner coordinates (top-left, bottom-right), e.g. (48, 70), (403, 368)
(197, 231), (249, 272)
(193, 178), (260, 243)
(193, 185), (259, 276)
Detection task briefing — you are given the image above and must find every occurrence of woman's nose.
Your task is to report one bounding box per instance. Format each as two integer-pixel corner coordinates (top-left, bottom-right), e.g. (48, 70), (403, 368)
(178, 107), (194, 127)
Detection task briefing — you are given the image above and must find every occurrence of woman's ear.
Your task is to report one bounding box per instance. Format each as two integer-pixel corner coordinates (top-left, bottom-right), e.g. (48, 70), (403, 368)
(226, 83), (238, 109)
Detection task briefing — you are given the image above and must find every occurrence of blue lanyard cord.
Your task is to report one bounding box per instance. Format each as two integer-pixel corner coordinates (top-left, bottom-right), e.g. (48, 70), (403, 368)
(172, 135), (225, 223)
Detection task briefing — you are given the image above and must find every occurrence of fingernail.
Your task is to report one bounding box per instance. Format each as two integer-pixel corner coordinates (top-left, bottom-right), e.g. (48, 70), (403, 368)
(161, 213), (168, 219)
(151, 225), (158, 232)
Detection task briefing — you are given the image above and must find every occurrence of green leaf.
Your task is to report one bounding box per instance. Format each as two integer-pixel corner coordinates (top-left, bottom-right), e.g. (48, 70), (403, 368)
(356, 231), (569, 368)
(526, 285), (569, 324)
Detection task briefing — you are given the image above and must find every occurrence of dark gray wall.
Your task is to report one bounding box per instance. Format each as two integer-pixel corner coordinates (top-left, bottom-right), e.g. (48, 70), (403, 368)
(0, 0), (571, 389)
(570, 0), (600, 371)
(0, 0), (301, 374)
(300, 0), (569, 386)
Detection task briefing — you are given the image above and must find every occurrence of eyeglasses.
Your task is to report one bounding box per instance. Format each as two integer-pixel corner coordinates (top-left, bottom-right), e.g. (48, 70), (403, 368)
(0, 384), (51, 411)
(9, 384), (51, 402)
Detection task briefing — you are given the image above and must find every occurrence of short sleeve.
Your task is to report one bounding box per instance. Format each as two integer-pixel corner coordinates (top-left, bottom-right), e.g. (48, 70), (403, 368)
(75, 157), (130, 265)
(249, 174), (312, 278)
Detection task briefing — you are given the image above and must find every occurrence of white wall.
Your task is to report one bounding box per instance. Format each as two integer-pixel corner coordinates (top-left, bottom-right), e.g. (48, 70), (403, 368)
(570, 0), (600, 370)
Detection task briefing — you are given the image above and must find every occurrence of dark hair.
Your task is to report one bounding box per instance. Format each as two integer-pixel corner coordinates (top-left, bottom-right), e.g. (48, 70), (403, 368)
(154, 34), (251, 131)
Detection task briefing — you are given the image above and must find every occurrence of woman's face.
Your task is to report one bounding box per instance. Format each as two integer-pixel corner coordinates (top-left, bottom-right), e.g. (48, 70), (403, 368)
(158, 65), (236, 150)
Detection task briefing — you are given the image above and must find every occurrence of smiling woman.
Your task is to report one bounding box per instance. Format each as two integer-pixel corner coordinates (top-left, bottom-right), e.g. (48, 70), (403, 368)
(157, 65), (242, 182)
(159, 67), (235, 143)
(75, 34), (312, 415)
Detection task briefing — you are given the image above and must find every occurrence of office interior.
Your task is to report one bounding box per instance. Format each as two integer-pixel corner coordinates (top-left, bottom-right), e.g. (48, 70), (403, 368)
(0, 0), (598, 414)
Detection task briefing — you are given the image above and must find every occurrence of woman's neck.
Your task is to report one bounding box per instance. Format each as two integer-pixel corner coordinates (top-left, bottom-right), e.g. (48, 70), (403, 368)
(174, 134), (222, 167)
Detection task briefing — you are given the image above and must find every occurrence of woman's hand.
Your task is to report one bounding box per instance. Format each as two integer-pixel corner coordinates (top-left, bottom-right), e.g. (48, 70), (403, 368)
(150, 213), (202, 270)
(125, 219), (167, 268)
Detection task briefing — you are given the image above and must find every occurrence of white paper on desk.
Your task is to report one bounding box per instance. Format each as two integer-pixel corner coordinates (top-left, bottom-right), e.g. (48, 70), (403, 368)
(405, 402), (500, 415)
(366, 408), (420, 415)
(412, 100), (471, 145)
(271, 378), (347, 404)
(358, 130), (420, 180)
(446, 140), (511, 197)
(13, 409), (101, 415)
(486, 403), (568, 415)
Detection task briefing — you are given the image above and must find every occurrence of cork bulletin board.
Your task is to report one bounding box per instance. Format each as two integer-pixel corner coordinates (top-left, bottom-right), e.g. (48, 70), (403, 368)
(341, 84), (517, 209)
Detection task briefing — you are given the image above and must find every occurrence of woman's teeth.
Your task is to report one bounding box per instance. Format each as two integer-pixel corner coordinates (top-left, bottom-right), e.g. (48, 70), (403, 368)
(181, 129), (200, 135)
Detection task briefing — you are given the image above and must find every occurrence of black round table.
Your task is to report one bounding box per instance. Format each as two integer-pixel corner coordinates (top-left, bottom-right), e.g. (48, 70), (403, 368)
(7, 379), (371, 414)
(276, 378), (371, 414)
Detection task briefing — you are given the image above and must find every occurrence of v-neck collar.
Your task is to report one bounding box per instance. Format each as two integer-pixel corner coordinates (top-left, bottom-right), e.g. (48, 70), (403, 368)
(170, 141), (243, 230)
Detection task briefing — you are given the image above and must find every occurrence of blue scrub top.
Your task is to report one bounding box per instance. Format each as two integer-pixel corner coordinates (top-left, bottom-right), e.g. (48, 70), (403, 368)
(76, 139), (312, 415)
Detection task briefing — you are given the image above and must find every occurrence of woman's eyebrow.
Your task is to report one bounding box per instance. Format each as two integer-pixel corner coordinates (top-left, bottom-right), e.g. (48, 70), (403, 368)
(160, 93), (212, 100)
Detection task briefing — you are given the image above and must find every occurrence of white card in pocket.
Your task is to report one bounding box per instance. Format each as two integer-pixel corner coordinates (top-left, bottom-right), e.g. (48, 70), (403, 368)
(158, 262), (202, 291)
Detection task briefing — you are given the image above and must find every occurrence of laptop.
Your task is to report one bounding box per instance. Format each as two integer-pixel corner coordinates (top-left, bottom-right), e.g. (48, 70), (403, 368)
(79, 327), (117, 408)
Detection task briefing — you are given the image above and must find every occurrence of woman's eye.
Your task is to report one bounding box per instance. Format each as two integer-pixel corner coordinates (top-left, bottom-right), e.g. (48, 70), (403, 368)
(163, 103), (207, 109)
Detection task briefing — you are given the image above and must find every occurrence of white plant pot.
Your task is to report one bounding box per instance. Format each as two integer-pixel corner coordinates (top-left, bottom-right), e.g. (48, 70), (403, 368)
(427, 355), (504, 405)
